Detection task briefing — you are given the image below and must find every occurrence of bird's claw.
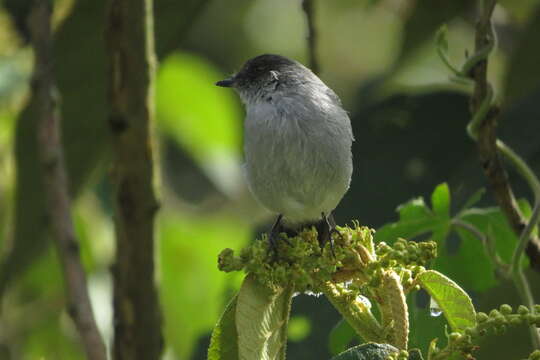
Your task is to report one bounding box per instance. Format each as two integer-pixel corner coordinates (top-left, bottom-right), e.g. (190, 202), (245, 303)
(266, 214), (292, 262)
(317, 212), (341, 257)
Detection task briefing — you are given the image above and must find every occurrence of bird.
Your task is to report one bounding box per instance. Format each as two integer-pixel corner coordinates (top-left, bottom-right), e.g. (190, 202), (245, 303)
(216, 54), (354, 255)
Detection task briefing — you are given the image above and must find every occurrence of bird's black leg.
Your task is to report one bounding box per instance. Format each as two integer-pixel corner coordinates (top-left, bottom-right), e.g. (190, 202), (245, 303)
(268, 214), (290, 260)
(317, 212), (339, 257)
(268, 214), (283, 249)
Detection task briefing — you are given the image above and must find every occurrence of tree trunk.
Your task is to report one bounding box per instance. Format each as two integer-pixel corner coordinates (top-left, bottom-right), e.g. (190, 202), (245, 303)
(106, 0), (163, 358)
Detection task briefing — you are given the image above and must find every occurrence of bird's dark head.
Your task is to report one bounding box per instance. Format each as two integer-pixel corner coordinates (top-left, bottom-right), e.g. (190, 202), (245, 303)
(216, 54), (304, 96)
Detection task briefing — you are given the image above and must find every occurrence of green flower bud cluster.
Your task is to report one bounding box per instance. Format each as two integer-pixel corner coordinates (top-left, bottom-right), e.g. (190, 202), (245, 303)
(376, 238), (437, 268)
(217, 223), (437, 296)
(526, 350), (540, 360)
(471, 305), (540, 336)
(386, 349), (409, 360)
(430, 304), (540, 360)
(218, 225), (363, 292)
(361, 239), (436, 294)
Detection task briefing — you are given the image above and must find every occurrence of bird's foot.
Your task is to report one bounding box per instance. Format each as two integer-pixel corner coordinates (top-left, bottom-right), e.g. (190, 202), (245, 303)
(317, 212), (342, 257)
(267, 214), (293, 262)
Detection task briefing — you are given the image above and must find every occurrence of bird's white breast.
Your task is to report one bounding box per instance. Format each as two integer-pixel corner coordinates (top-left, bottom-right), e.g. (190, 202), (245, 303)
(242, 84), (353, 225)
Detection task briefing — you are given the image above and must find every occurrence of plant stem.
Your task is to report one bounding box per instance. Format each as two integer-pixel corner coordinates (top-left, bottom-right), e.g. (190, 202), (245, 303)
(451, 219), (507, 271)
(513, 269), (540, 348)
(30, 1), (107, 359)
(378, 270), (409, 349)
(510, 194), (540, 277)
(302, 0), (319, 74)
(321, 282), (386, 343)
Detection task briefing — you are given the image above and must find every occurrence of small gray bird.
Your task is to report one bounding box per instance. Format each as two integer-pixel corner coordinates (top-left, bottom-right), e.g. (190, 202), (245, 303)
(216, 54), (354, 253)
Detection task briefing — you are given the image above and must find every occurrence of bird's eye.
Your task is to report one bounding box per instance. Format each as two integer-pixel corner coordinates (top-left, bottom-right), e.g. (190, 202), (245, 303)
(256, 65), (265, 72)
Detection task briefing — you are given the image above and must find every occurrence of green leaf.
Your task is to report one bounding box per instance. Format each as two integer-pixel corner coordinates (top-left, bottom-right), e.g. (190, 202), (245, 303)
(438, 225), (496, 292)
(435, 25), (449, 53)
(398, 198), (432, 220)
(448, 198), (533, 291)
(458, 188), (485, 215)
(329, 319), (357, 356)
(156, 52), (243, 195)
(375, 198), (437, 243)
(159, 214), (249, 359)
(431, 183), (451, 243)
(236, 274), (294, 360)
(208, 295), (239, 360)
(443, 199), (531, 291)
(431, 183), (450, 219)
(375, 185), (452, 244)
(517, 198), (537, 237)
(330, 343), (398, 360)
(416, 270), (476, 332)
(459, 204), (522, 264)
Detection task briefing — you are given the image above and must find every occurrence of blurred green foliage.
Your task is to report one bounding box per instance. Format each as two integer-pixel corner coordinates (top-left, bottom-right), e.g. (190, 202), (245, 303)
(0, 0), (539, 359)
(156, 52), (243, 195)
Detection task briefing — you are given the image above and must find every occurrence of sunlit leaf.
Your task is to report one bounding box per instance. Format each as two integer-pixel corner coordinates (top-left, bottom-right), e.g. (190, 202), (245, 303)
(375, 184), (452, 244)
(375, 198), (438, 243)
(431, 183), (451, 244)
(329, 343), (398, 360)
(457, 188), (485, 216)
(208, 295), (239, 360)
(398, 198), (432, 220)
(156, 52), (243, 196)
(159, 212), (249, 359)
(236, 274), (293, 360)
(416, 270), (476, 332)
(431, 183), (450, 219)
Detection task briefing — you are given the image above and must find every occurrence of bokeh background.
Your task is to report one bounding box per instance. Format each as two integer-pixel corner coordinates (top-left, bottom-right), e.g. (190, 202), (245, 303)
(1, 0), (540, 359)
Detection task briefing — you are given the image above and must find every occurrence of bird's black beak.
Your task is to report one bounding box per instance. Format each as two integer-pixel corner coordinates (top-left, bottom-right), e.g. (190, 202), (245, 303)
(215, 77), (236, 87)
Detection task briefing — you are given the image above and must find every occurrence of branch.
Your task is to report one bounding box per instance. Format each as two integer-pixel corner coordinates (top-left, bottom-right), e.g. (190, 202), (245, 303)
(302, 0), (319, 74)
(468, 0), (540, 348)
(451, 219), (507, 272)
(468, 0), (540, 273)
(106, 0), (163, 358)
(29, 1), (107, 359)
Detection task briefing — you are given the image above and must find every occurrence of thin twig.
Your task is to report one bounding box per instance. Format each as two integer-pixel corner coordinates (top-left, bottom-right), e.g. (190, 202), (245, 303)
(513, 268), (540, 349)
(302, 0), (319, 74)
(451, 219), (507, 271)
(497, 139), (540, 275)
(29, 1), (107, 359)
(106, 0), (163, 358)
